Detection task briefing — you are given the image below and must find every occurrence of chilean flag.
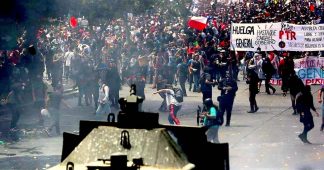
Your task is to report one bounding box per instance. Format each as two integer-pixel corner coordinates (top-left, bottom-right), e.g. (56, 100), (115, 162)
(188, 16), (207, 31)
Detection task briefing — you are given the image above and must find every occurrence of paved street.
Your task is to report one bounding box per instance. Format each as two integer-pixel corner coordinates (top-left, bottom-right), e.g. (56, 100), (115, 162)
(0, 78), (324, 170)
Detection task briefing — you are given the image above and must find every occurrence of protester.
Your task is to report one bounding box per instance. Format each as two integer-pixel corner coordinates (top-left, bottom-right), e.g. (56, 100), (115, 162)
(156, 67), (169, 111)
(7, 82), (25, 130)
(63, 46), (75, 80)
(217, 71), (237, 126)
(45, 83), (66, 136)
(106, 61), (121, 109)
(287, 71), (305, 115)
(96, 79), (111, 116)
(189, 54), (201, 92)
(0, 0), (323, 142)
(278, 54), (295, 96)
(32, 75), (48, 126)
(200, 67), (215, 102)
(200, 98), (220, 143)
(247, 53), (261, 92)
(246, 68), (260, 113)
(176, 58), (188, 97)
(261, 54), (276, 95)
(153, 85), (181, 125)
(296, 85), (320, 144)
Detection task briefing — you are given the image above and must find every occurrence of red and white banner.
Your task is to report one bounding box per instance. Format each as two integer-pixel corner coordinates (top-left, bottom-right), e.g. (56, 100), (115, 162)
(188, 16), (207, 31)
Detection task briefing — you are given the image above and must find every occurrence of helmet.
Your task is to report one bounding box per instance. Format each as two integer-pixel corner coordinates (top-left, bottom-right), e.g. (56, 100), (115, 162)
(204, 98), (213, 107)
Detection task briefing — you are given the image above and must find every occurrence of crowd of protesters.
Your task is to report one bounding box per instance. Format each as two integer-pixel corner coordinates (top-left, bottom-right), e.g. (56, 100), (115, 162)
(193, 0), (324, 143)
(0, 0), (324, 141)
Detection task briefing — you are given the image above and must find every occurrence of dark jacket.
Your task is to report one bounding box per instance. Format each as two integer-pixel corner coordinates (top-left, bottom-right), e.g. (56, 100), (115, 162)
(246, 70), (259, 94)
(296, 90), (316, 113)
(200, 72), (213, 92)
(218, 77), (238, 98)
(261, 57), (275, 77)
(288, 75), (304, 96)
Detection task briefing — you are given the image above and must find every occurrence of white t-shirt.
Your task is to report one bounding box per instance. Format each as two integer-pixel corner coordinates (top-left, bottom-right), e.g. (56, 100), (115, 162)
(98, 84), (109, 104)
(256, 58), (265, 79)
(164, 89), (180, 107)
(64, 51), (74, 66)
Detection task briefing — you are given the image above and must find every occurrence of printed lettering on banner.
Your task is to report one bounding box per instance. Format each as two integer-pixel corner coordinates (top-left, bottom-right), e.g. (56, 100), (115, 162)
(231, 23), (324, 51)
(270, 56), (324, 85)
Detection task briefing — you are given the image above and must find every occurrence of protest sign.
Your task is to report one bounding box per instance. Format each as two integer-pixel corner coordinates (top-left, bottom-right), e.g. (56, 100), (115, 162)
(270, 56), (324, 85)
(231, 22), (324, 51)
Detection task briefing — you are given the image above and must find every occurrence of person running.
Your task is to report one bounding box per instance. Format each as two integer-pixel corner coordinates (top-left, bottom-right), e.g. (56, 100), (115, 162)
(296, 85), (320, 144)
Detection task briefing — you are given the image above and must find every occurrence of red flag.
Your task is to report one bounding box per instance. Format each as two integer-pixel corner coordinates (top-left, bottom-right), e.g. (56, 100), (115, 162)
(188, 16), (207, 31)
(70, 16), (78, 28)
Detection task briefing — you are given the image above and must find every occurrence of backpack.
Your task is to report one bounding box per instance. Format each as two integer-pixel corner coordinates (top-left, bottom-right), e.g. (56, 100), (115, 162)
(173, 88), (184, 103)
(204, 105), (224, 127)
(261, 59), (275, 75)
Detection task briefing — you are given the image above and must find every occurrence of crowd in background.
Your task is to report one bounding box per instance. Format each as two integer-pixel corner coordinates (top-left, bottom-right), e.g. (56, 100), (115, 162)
(0, 0), (324, 136)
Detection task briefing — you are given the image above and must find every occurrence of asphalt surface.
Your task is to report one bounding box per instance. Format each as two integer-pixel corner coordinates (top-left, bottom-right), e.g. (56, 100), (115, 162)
(0, 78), (323, 170)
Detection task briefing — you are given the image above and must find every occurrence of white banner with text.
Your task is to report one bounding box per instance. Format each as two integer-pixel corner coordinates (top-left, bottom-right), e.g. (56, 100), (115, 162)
(231, 22), (324, 51)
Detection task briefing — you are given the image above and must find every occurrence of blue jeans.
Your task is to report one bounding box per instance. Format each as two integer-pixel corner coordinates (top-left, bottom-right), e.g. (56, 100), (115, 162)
(206, 125), (219, 143)
(193, 73), (200, 92)
(179, 76), (187, 96)
(219, 96), (235, 125)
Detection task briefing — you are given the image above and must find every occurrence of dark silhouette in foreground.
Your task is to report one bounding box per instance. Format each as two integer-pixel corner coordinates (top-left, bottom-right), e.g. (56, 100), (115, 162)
(58, 84), (229, 170)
